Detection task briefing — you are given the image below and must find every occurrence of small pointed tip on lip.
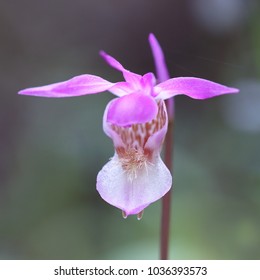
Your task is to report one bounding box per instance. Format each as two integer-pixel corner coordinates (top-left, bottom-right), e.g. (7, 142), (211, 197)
(122, 211), (128, 219)
(137, 211), (144, 220)
(122, 210), (144, 220)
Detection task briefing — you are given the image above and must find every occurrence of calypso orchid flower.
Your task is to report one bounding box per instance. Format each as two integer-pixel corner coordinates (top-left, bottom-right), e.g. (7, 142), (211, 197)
(18, 34), (238, 218)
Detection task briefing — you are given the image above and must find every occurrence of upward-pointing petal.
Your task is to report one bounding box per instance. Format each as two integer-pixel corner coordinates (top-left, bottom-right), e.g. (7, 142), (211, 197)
(155, 77), (239, 100)
(100, 51), (142, 88)
(18, 74), (115, 98)
(99, 50), (125, 72)
(148, 33), (170, 82)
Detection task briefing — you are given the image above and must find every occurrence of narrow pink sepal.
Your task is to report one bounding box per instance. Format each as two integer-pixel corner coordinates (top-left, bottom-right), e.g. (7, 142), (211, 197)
(108, 81), (135, 97)
(107, 93), (158, 126)
(99, 51), (125, 72)
(155, 77), (239, 100)
(18, 74), (114, 98)
(148, 33), (170, 82)
(100, 51), (142, 88)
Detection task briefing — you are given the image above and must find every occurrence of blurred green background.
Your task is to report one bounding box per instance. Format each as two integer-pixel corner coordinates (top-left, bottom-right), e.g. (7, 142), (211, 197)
(0, 0), (259, 259)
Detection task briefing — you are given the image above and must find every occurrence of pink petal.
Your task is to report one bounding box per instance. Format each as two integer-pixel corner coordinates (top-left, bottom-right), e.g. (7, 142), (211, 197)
(18, 74), (115, 98)
(102, 100), (126, 147)
(148, 33), (170, 82)
(99, 50), (125, 72)
(96, 155), (172, 216)
(108, 81), (135, 96)
(144, 100), (168, 153)
(140, 72), (156, 96)
(155, 77), (239, 100)
(109, 73), (156, 97)
(107, 93), (158, 126)
(100, 51), (142, 88)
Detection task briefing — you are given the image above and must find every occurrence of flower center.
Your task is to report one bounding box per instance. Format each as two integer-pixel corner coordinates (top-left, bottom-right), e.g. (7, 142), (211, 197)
(118, 148), (150, 182)
(110, 100), (167, 181)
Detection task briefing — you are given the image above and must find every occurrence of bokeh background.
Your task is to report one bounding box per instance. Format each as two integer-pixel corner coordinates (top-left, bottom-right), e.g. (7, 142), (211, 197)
(0, 0), (259, 259)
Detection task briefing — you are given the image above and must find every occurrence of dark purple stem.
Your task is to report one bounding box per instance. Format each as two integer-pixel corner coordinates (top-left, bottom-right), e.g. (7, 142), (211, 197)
(161, 98), (174, 260)
(149, 34), (174, 260)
